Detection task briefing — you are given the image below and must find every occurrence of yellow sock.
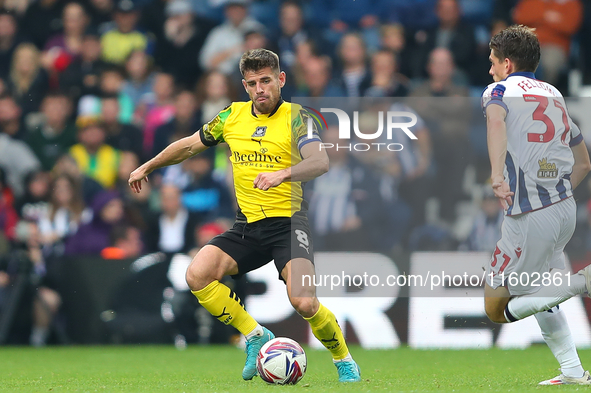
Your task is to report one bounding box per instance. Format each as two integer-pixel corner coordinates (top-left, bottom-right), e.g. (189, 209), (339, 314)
(192, 281), (258, 336)
(304, 303), (349, 360)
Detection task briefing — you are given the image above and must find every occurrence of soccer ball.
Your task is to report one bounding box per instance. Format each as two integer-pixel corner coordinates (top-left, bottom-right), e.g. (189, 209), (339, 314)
(256, 337), (307, 385)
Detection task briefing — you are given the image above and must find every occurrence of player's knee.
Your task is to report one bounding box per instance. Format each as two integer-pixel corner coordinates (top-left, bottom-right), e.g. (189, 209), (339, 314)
(185, 259), (210, 292)
(290, 296), (318, 318)
(485, 303), (507, 324)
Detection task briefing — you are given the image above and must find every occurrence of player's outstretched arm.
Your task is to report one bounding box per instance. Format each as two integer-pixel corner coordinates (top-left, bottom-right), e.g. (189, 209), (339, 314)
(128, 131), (208, 193)
(570, 141), (591, 190)
(486, 104), (514, 209)
(253, 141), (329, 191)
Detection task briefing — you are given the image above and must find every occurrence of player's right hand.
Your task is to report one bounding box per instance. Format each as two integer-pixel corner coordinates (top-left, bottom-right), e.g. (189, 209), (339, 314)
(128, 166), (150, 193)
(491, 179), (514, 210)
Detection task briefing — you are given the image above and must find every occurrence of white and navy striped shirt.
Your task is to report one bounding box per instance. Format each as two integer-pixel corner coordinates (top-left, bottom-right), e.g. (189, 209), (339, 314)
(482, 72), (583, 216)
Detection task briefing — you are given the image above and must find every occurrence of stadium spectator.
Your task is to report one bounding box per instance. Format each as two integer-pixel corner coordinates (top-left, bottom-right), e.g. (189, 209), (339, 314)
(243, 28), (269, 52)
(16, 220), (63, 347)
(69, 119), (121, 189)
(275, 0), (311, 71)
(86, 0), (115, 30)
(64, 190), (125, 255)
(364, 49), (410, 97)
(100, 94), (144, 161)
(7, 43), (49, 116)
(0, 9), (23, 80)
(20, 0), (63, 50)
(409, 0), (476, 83)
(114, 151), (152, 228)
(153, 90), (201, 158)
(0, 167), (18, 240)
(38, 173), (89, 252)
(42, 3), (90, 79)
(101, 0), (150, 65)
(51, 154), (104, 206)
(155, 0), (214, 89)
(296, 55), (344, 97)
(199, 0), (264, 76)
(461, 185), (503, 252)
(409, 47), (470, 222)
(491, 0), (518, 35)
(196, 71), (233, 126)
(141, 72), (176, 156)
(290, 39), (321, 92)
(162, 149), (234, 222)
(140, 0), (168, 43)
(382, 0), (438, 31)
(100, 224), (143, 259)
(1, 0), (30, 17)
(306, 126), (389, 251)
(373, 103), (433, 228)
(513, 0), (583, 85)
(379, 23), (413, 79)
(98, 66), (135, 124)
(16, 170), (51, 222)
(335, 33), (372, 97)
(313, 0), (380, 51)
(146, 183), (200, 254)
(59, 27), (108, 100)
(0, 93), (25, 139)
(122, 50), (156, 108)
(0, 110), (41, 198)
(188, 221), (227, 256)
(26, 92), (77, 171)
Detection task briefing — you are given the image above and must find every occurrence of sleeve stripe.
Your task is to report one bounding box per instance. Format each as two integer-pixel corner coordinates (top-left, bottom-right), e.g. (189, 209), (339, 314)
(570, 133), (584, 147)
(199, 127), (219, 147)
(298, 138), (321, 150)
(484, 99), (509, 114)
(297, 133), (320, 142)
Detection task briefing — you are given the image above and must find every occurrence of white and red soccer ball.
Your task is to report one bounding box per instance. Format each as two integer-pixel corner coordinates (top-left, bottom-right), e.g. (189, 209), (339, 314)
(256, 337), (307, 385)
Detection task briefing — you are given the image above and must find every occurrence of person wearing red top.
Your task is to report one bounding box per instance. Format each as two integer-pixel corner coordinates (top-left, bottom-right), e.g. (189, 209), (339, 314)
(0, 168), (18, 241)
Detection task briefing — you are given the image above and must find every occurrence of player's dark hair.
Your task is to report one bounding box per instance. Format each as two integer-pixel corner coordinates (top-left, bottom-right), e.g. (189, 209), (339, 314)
(239, 48), (280, 77)
(489, 25), (540, 72)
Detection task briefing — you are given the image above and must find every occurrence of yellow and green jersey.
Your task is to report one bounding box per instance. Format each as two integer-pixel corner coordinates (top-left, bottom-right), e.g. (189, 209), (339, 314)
(199, 100), (320, 223)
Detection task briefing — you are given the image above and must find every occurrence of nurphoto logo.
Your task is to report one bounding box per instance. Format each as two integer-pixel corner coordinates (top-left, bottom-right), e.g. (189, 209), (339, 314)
(305, 106), (419, 152)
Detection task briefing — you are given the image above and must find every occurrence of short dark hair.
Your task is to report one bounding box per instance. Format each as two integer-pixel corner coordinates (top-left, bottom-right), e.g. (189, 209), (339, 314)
(239, 48), (280, 77)
(43, 90), (70, 102)
(489, 25), (540, 73)
(100, 92), (119, 101)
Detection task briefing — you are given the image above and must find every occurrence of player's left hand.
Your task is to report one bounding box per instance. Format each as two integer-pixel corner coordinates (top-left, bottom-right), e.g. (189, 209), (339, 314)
(253, 171), (286, 191)
(492, 178), (514, 210)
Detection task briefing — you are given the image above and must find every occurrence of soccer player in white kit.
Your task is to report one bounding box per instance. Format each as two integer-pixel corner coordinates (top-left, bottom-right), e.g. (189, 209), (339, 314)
(483, 25), (591, 385)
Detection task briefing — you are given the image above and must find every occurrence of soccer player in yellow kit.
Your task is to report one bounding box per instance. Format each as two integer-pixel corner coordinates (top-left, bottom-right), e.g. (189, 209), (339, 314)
(128, 49), (361, 382)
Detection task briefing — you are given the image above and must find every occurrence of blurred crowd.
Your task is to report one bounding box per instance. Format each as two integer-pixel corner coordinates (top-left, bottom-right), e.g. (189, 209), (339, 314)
(1, 0), (591, 345)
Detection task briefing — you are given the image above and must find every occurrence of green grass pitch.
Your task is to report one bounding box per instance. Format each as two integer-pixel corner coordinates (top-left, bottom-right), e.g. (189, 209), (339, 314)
(2, 345), (590, 392)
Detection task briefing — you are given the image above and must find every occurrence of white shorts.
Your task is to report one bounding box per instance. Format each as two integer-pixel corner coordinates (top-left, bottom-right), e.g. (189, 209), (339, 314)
(486, 197), (576, 296)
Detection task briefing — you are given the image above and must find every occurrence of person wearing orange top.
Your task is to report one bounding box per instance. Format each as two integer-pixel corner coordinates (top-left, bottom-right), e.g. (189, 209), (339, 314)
(513, 0), (583, 84)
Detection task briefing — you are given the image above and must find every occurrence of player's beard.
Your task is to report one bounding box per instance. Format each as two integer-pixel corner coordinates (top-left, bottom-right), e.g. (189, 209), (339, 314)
(252, 89), (280, 114)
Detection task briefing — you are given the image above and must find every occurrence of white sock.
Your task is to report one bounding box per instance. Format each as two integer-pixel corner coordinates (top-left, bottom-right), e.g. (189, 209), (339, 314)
(333, 353), (353, 363)
(245, 324), (264, 340)
(505, 273), (586, 321)
(30, 326), (49, 347)
(535, 306), (584, 378)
